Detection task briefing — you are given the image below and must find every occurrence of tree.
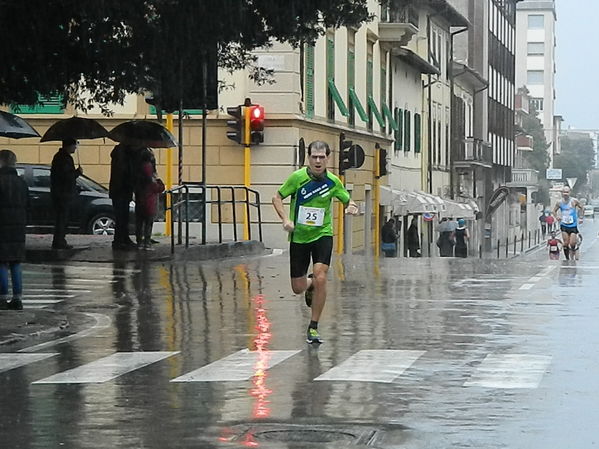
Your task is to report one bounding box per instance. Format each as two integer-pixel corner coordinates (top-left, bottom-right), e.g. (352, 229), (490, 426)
(554, 135), (596, 193)
(0, 1), (374, 113)
(521, 101), (550, 173)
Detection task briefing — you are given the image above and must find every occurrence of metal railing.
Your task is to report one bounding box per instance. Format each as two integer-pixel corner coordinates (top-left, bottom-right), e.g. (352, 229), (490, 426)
(164, 183), (263, 254)
(460, 138), (493, 164)
(511, 168), (539, 185)
(380, 3), (419, 27)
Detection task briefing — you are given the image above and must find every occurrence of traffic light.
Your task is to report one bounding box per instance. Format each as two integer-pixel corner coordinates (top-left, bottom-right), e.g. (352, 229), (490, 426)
(339, 133), (365, 175)
(378, 147), (389, 177)
(249, 105), (265, 144)
(226, 106), (244, 144)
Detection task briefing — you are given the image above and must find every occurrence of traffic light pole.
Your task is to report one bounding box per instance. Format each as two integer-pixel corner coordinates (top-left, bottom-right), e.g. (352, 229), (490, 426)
(165, 113), (174, 236)
(336, 174), (345, 255)
(243, 104), (251, 241)
(374, 146), (381, 258)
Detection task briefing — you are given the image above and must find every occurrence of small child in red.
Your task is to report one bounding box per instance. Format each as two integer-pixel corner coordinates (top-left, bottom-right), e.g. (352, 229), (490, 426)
(547, 232), (562, 260)
(135, 159), (165, 250)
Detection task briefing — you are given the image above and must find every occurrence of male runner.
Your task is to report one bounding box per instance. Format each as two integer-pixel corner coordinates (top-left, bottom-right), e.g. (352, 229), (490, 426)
(552, 186), (583, 260)
(272, 140), (358, 344)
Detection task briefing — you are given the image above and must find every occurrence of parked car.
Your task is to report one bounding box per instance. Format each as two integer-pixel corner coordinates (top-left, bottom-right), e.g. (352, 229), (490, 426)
(16, 164), (134, 235)
(584, 204), (595, 218)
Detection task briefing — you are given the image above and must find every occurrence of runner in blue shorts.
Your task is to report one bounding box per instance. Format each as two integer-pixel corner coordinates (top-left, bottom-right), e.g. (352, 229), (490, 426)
(552, 186), (583, 260)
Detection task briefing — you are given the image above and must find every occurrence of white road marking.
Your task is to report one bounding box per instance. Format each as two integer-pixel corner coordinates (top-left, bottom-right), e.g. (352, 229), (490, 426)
(315, 349), (425, 383)
(21, 299), (63, 304)
(19, 313), (112, 353)
(528, 277), (542, 282)
(0, 353), (58, 373)
(170, 349), (300, 382)
(519, 284), (534, 290)
(464, 354), (552, 389)
(25, 288), (92, 293)
(22, 294), (76, 299)
(33, 351), (179, 384)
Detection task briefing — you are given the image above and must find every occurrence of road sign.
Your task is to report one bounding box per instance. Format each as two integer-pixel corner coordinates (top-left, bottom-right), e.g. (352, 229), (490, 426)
(567, 177), (578, 188)
(546, 168), (562, 180)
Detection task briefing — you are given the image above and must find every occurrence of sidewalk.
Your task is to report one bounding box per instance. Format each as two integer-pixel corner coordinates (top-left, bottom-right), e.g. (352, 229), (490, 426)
(1, 234), (267, 347)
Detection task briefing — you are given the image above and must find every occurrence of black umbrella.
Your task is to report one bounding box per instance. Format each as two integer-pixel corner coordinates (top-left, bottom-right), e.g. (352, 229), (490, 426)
(108, 120), (177, 148)
(0, 110), (41, 139)
(40, 116), (109, 142)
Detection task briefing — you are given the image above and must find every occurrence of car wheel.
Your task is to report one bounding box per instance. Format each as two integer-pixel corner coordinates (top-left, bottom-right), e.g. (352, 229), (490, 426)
(87, 213), (116, 235)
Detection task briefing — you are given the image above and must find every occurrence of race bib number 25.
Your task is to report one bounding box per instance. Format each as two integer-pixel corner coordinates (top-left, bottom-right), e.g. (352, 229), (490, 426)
(298, 206), (325, 226)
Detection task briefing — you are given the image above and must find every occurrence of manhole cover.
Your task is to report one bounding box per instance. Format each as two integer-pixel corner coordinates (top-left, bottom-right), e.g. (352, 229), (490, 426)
(254, 429), (357, 443)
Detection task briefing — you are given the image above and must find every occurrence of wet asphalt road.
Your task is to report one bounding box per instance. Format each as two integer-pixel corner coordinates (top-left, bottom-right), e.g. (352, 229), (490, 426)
(2, 221), (599, 449)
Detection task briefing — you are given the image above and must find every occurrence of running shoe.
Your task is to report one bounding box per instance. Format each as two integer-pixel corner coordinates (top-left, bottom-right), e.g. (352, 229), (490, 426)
(306, 327), (323, 344)
(304, 274), (314, 308)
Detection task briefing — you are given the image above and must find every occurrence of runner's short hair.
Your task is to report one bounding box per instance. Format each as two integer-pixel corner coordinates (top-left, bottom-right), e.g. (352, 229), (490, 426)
(0, 149), (17, 167)
(308, 140), (331, 156)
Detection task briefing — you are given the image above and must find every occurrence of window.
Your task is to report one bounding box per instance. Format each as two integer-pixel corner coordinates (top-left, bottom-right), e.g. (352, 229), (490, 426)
(528, 14), (544, 29)
(414, 113), (421, 153)
(527, 42), (544, 55)
(404, 110), (411, 151)
(305, 44), (315, 119)
(394, 107), (403, 153)
(11, 95), (64, 114)
(527, 70), (544, 85)
(530, 97), (544, 111)
(32, 168), (51, 188)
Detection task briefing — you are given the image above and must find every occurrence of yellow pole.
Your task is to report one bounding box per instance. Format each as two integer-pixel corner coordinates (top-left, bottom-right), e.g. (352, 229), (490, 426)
(243, 106), (251, 240)
(374, 146), (380, 258)
(165, 113), (174, 236)
(336, 174), (345, 254)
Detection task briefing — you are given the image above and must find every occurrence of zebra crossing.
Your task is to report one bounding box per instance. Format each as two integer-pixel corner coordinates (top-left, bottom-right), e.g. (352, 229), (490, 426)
(18, 264), (138, 309)
(0, 349), (552, 389)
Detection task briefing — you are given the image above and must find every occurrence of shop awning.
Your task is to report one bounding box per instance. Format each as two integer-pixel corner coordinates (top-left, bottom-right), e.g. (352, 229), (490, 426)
(380, 187), (447, 215)
(443, 199), (478, 220)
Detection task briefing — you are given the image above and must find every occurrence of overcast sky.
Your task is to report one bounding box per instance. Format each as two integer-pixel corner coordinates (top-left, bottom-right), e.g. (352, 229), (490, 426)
(555, 0), (598, 130)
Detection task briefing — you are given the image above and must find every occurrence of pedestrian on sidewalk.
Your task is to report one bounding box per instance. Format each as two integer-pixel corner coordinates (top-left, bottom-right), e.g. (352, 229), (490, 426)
(50, 138), (82, 249)
(454, 218), (469, 258)
(134, 148), (164, 250)
(109, 143), (137, 250)
(545, 213), (555, 233)
(381, 218), (398, 257)
(406, 217), (421, 257)
(539, 212), (547, 237)
(437, 217), (455, 257)
(0, 150), (28, 310)
(272, 140), (359, 344)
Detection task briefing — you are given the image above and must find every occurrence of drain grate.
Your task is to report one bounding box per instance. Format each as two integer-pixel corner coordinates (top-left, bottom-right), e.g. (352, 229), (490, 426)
(230, 424), (382, 447)
(254, 429), (357, 443)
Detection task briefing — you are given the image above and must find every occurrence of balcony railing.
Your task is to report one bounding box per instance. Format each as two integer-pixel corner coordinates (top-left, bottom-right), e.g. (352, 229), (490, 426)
(380, 3), (419, 27)
(511, 168), (538, 185)
(455, 137), (493, 166)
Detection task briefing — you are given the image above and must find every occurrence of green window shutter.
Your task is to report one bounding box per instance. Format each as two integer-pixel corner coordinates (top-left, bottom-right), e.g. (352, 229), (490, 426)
(12, 94), (64, 114)
(150, 107), (204, 115)
(347, 48), (355, 126)
(380, 65), (387, 133)
(305, 44), (315, 119)
(382, 104), (398, 131)
(328, 80), (349, 117)
(404, 110), (411, 151)
(327, 36), (336, 121)
(367, 95), (385, 128)
(367, 58), (373, 130)
(349, 88), (369, 123)
(415, 113), (422, 153)
(394, 107), (403, 152)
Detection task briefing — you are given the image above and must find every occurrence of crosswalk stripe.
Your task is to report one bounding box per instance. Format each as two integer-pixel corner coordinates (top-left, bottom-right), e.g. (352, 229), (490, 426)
(0, 353), (58, 373)
(464, 354), (552, 389)
(25, 288), (93, 293)
(22, 299), (63, 304)
(315, 350), (425, 383)
(170, 349), (300, 382)
(23, 294), (76, 299)
(32, 352), (179, 384)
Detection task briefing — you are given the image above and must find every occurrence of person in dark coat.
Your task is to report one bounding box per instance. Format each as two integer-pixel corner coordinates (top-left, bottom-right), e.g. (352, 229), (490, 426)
(381, 218), (398, 257)
(50, 138), (82, 249)
(0, 150), (29, 310)
(406, 217), (421, 257)
(109, 144), (137, 250)
(437, 217), (455, 257)
(454, 218), (470, 258)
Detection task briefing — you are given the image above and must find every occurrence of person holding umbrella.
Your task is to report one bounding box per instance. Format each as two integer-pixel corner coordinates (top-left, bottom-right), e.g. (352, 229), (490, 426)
(50, 138), (82, 250)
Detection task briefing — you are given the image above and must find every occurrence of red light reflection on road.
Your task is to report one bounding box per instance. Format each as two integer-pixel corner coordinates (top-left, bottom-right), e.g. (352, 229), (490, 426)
(249, 294), (272, 420)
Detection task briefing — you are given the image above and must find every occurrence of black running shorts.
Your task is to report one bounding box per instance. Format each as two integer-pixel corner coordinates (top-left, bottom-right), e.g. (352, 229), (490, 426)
(560, 226), (578, 234)
(289, 236), (333, 278)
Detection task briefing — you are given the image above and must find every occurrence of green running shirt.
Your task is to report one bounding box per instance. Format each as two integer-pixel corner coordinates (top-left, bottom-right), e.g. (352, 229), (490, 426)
(278, 168), (350, 244)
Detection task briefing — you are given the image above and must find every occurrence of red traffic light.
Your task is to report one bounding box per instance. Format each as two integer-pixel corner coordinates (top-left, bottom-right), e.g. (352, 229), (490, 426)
(249, 105), (265, 144)
(250, 106), (264, 126)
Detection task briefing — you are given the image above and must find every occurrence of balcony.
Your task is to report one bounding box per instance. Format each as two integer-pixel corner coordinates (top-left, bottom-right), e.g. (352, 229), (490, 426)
(516, 134), (534, 152)
(379, 4), (419, 48)
(508, 168), (539, 188)
(454, 138), (493, 169)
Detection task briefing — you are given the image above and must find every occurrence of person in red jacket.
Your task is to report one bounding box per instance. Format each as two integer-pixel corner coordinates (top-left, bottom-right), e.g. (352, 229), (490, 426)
(134, 148), (165, 250)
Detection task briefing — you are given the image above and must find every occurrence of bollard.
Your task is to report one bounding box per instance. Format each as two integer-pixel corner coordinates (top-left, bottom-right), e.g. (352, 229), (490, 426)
(513, 235), (517, 256)
(479, 244), (482, 259)
(528, 231), (531, 248)
(506, 237), (509, 258)
(521, 233), (524, 253)
(497, 239), (500, 258)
